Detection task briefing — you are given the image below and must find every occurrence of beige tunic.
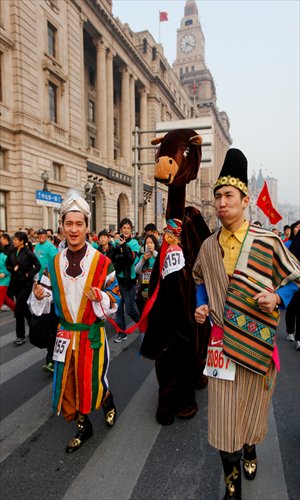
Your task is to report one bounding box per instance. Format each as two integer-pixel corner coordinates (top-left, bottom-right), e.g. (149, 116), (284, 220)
(193, 228), (278, 452)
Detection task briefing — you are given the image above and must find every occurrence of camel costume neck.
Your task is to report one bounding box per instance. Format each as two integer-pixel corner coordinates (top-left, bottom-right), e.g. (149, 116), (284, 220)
(166, 185), (186, 221)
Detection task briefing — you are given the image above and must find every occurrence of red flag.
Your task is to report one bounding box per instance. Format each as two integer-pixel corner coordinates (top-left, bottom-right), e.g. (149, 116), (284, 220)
(256, 181), (282, 224)
(159, 11), (168, 22)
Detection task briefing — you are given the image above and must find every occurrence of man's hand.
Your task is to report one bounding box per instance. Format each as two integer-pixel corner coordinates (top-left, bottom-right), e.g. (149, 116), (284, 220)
(253, 291), (278, 313)
(84, 286), (102, 302)
(33, 281), (50, 301)
(195, 304), (209, 324)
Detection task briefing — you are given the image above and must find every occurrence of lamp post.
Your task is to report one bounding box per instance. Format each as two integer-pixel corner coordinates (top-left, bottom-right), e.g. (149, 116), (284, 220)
(41, 170), (50, 192)
(40, 170), (50, 228)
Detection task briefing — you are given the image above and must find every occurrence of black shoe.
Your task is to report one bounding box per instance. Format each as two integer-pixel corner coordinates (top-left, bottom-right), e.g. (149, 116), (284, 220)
(103, 392), (117, 427)
(65, 413), (93, 453)
(176, 401), (198, 419)
(13, 338), (26, 346)
(220, 450), (242, 500)
(242, 444), (257, 480)
(156, 406), (175, 426)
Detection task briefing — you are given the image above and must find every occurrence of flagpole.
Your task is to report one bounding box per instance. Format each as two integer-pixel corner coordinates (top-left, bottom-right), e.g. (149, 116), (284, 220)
(158, 11), (161, 43)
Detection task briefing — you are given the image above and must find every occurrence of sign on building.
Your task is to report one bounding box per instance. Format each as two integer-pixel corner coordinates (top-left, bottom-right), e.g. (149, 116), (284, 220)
(36, 190), (62, 208)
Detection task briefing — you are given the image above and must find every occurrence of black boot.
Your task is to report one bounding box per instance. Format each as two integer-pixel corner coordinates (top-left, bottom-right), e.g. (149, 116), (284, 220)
(103, 391), (117, 427)
(65, 412), (93, 453)
(242, 444), (257, 480)
(220, 450), (242, 500)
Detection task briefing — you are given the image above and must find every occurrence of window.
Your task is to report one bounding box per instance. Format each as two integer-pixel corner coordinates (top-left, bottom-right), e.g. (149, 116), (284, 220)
(180, 68), (183, 77)
(47, 21), (57, 58)
(143, 38), (147, 54)
(88, 100), (95, 123)
(53, 162), (62, 181)
(185, 67), (188, 73)
(191, 66), (195, 72)
(0, 191), (7, 230)
(152, 47), (157, 61)
(89, 67), (95, 86)
(89, 136), (96, 148)
(48, 82), (57, 122)
(0, 148), (7, 171)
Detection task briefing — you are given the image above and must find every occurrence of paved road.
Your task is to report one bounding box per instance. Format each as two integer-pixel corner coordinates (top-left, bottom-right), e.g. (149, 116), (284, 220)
(0, 310), (299, 500)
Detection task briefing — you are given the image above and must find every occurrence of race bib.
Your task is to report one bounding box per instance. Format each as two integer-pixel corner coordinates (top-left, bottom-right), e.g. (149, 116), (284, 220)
(141, 269), (151, 285)
(53, 330), (71, 362)
(161, 248), (185, 279)
(204, 338), (236, 381)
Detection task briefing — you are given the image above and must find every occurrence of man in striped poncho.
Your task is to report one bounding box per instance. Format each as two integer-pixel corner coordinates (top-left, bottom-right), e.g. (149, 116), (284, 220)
(193, 149), (300, 500)
(31, 191), (121, 453)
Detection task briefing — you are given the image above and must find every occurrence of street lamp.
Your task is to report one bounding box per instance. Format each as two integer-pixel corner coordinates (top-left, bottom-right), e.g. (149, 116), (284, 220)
(41, 170), (50, 192)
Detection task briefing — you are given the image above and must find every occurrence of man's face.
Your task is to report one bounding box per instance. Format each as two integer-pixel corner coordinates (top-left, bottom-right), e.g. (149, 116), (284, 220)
(38, 233), (47, 244)
(284, 228), (291, 237)
(214, 186), (249, 229)
(120, 224), (132, 240)
(0, 235), (8, 246)
(99, 235), (109, 246)
(63, 212), (88, 251)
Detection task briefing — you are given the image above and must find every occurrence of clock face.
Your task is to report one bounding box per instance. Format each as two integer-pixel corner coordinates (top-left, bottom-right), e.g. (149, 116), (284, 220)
(180, 34), (196, 53)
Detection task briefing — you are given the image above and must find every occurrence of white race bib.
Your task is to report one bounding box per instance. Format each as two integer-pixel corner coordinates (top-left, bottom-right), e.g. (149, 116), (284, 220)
(204, 340), (236, 381)
(53, 330), (71, 362)
(161, 249), (185, 279)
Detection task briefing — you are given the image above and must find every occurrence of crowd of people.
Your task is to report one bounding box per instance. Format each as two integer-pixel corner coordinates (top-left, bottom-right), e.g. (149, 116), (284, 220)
(0, 157), (299, 498)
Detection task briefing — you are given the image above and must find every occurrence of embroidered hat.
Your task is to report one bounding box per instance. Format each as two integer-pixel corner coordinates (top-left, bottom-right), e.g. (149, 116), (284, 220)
(60, 189), (91, 220)
(214, 148), (248, 195)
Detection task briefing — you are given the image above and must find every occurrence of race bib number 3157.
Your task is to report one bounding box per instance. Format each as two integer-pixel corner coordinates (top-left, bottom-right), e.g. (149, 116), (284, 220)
(161, 249), (185, 279)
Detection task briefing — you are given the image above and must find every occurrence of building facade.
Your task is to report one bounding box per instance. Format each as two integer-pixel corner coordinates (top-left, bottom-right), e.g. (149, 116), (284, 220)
(0, 0), (231, 234)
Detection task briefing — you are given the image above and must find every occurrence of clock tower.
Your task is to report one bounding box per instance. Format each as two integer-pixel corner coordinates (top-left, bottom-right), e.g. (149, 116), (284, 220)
(173, 0), (216, 104)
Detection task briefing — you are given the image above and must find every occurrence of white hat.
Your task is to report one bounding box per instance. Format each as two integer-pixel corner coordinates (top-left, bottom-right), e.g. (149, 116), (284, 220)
(60, 189), (91, 220)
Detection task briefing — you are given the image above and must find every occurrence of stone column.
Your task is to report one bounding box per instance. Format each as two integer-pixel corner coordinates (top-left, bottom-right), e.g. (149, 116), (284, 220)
(106, 49), (115, 162)
(129, 74), (136, 163)
(120, 66), (130, 164)
(139, 87), (148, 166)
(96, 39), (107, 158)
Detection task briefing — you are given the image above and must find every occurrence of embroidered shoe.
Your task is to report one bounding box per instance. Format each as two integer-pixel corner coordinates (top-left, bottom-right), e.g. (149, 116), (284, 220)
(242, 444), (257, 480)
(103, 392), (117, 427)
(65, 413), (93, 453)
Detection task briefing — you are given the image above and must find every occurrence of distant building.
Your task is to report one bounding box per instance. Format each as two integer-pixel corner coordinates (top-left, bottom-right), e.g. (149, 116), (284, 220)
(0, 0), (231, 233)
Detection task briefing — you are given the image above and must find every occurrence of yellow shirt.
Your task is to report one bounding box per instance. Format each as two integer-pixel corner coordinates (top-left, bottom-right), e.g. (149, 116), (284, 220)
(219, 220), (249, 276)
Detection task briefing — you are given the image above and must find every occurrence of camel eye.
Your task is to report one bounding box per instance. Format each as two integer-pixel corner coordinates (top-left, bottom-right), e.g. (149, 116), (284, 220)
(168, 159), (173, 165)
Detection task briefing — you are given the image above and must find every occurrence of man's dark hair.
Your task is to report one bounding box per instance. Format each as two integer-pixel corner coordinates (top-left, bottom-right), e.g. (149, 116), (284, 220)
(47, 228), (54, 235)
(283, 225), (291, 231)
(119, 217), (133, 230)
(144, 223), (157, 233)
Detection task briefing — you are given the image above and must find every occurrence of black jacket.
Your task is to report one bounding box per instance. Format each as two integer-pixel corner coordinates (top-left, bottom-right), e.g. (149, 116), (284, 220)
(5, 245), (41, 287)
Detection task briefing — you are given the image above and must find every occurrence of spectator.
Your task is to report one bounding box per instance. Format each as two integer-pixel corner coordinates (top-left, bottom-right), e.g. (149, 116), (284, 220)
(0, 243), (15, 312)
(34, 228), (58, 373)
(135, 234), (159, 313)
(282, 225), (291, 242)
(112, 218), (140, 342)
(284, 220), (300, 249)
(6, 231), (41, 345)
(97, 230), (114, 258)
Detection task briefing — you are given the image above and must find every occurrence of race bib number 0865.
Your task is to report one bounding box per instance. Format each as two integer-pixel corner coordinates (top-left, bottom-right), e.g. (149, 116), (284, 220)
(204, 346), (236, 381)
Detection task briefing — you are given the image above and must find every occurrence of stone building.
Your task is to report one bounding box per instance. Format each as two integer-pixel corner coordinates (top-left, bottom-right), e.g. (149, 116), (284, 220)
(0, 0), (231, 234)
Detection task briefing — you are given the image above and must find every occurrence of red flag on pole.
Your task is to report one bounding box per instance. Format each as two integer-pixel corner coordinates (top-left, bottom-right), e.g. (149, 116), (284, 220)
(256, 181), (282, 224)
(159, 11), (168, 22)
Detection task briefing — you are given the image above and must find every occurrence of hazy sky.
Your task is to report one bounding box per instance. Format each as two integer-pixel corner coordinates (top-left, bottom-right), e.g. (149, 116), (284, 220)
(113, 0), (299, 205)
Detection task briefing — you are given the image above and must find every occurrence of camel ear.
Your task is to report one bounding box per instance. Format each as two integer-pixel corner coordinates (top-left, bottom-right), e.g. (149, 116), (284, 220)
(189, 134), (202, 146)
(151, 136), (165, 145)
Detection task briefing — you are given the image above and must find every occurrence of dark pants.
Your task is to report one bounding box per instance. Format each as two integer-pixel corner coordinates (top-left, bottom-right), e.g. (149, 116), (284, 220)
(115, 282), (140, 333)
(285, 290), (300, 341)
(155, 339), (196, 415)
(13, 284), (32, 339)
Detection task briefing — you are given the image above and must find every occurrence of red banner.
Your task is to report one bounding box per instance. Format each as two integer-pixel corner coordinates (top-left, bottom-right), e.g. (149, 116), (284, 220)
(256, 181), (282, 224)
(159, 11), (168, 22)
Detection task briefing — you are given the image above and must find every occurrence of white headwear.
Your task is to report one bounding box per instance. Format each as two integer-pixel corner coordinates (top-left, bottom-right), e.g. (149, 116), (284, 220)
(60, 189), (91, 220)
